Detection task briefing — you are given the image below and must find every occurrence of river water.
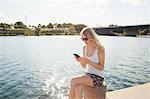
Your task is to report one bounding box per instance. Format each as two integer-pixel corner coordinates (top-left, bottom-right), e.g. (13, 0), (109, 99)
(0, 36), (150, 99)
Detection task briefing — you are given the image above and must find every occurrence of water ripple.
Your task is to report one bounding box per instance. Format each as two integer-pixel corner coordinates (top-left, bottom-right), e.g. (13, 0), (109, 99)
(0, 36), (150, 99)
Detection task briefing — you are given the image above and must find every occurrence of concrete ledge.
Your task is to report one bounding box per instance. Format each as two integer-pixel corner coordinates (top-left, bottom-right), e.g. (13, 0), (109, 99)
(106, 83), (150, 99)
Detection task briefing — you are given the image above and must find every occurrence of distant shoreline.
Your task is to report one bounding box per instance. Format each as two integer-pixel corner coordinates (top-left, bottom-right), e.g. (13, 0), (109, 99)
(1, 22), (150, 37)
(0, 23), (150, 37)
(0, 22), (86, 36)
(0, 28), (149, 37)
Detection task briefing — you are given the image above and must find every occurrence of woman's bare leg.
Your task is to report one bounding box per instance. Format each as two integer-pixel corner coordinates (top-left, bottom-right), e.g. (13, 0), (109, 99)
(68, 87), (73, 99)
(85, 86), (95, 99)
(68, 85), (76, 99)
(74, 85), (86, 99)
(68, 75), (93, 99)
(68, 78), (79, 99)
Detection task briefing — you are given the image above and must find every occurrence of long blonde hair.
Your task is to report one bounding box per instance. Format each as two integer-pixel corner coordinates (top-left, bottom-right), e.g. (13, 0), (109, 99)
(80, 27), (103, 50)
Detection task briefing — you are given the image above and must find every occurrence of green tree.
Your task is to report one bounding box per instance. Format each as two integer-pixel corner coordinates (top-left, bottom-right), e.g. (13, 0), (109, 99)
(57, 24), (62, 28)
(62, 23), (67, 28)
(62, 23), (74, 28)
(74, 24), (87, 33)
(35, 27), (41, 36)
(38, 24), (41, 28)
(14, 21), (27, 29)
(0, 23), (11, 29)
(138, 29), (147, 35)
(145, 29), (150, 35)
(47, 23), (53, 28)
(41, 25), (46, 28)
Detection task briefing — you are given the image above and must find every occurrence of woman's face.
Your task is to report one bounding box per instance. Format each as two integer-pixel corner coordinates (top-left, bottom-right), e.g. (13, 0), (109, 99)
(81, 34), (90, 45)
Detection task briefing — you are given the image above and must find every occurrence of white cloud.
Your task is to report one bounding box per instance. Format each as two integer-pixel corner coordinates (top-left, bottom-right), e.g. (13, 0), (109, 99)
(0, 12), (26, 24)
(121, 0), (150, 6)
(0, 0), (149, 26)
(0, 13), (14, 23)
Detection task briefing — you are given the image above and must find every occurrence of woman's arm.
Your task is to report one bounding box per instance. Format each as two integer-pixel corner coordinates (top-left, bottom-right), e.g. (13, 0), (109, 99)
(87, 46), (105, 70)
(76, 46), (87, 68)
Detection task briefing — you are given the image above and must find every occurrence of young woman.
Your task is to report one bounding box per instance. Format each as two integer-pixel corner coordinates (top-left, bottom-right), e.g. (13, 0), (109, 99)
(68, 27), (105, 99)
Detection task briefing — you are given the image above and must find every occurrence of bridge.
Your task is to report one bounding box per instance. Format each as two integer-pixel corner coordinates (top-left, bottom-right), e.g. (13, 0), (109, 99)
(93, 24), (150, 37)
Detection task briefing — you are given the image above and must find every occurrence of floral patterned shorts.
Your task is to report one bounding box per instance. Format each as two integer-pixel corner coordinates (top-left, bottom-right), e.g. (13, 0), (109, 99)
(86, 73), (104, 87)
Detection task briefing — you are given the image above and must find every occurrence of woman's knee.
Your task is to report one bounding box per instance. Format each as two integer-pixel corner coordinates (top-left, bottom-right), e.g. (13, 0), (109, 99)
(75, 85), (84, 97)
(75, 85), (84, 93)
(71, 77), (80, 87)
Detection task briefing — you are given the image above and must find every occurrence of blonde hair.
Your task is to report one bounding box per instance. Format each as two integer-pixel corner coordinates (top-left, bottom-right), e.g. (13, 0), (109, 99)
(80, 27), (103, 50)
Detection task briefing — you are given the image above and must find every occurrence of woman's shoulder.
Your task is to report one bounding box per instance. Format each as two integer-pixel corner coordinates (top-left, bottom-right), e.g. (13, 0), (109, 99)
(98, 45), (105, 52)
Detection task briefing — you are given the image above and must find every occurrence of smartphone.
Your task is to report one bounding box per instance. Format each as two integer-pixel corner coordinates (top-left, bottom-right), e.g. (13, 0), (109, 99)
(73, 54), (80, 58)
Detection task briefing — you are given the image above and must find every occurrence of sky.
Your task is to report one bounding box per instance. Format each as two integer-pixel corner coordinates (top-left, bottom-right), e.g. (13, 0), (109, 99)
(0, 0), (150, 27)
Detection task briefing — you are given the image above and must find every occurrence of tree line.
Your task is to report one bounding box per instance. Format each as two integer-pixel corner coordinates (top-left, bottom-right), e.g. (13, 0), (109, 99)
(0, 21), (87, 36)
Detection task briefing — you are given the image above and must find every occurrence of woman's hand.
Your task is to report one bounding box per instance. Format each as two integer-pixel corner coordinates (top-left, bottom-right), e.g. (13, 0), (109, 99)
(75, 56), (90, 64)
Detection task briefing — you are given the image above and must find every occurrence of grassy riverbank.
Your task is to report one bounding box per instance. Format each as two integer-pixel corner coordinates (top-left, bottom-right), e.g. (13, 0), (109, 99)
(0, 22), (86, 36)
(0, 28), (81, 36)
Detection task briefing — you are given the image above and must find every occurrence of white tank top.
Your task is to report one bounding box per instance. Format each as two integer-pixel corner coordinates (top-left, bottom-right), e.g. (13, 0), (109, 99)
(84, 47), (104, 78)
